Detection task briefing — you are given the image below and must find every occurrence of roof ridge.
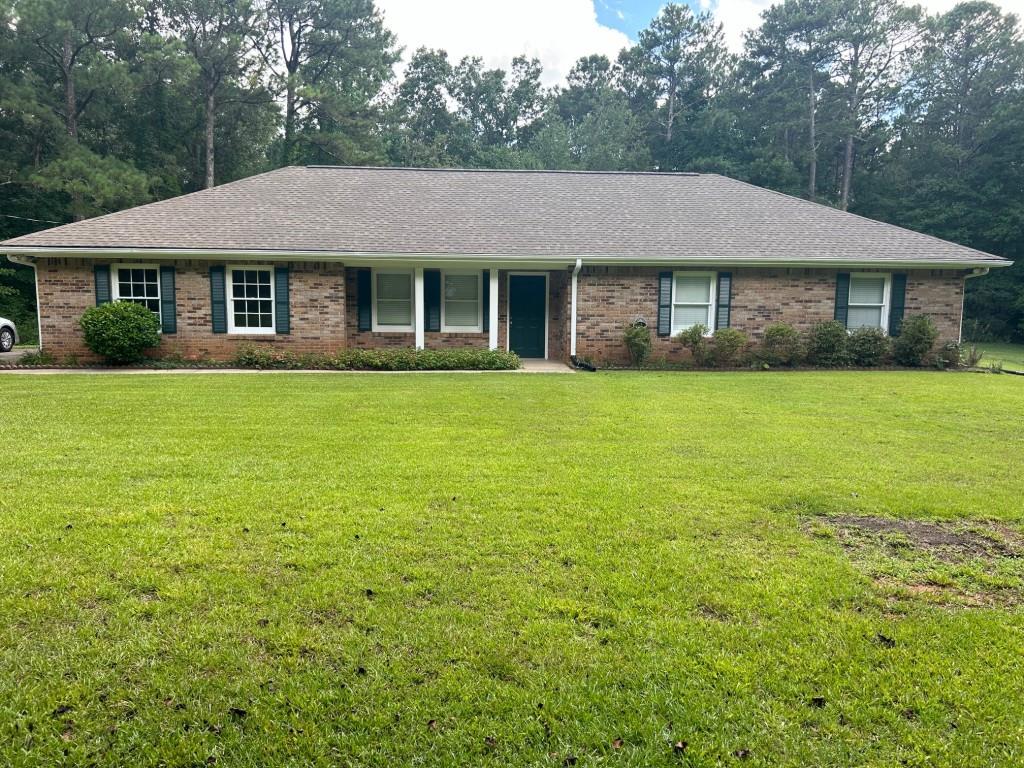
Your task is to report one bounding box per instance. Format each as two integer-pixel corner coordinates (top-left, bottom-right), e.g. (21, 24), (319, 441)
(304, 164), (702, 178)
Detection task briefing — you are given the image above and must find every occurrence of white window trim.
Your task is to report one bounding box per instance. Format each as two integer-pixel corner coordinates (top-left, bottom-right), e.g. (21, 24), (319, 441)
(671, 271), (717, 335)
(111, 263), (162, 325)
(226, 265), (276, 335)
(848, 272), (891, 334)
(371, 268), (415, 333)
(441, 269), (483, 333)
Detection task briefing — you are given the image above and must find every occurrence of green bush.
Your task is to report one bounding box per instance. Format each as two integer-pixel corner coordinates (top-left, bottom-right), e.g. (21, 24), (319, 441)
(232, 345), (521, 371)
(805, 321), (849, 367)
(847, 327), (889, 367)
(709, 327), (749, 367)
(676, 323), (711, 366)
(79, 302), (160, 363)
(758, 322), (802, 367)
(892, 315), (939, 367)
(935, 340), (962, 370)
(622, 322), (652, 367)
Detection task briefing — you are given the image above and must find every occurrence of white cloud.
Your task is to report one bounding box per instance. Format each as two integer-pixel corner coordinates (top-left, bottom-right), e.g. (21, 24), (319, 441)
(376, 0), (631, 87)
(706, 0), (1024, 53)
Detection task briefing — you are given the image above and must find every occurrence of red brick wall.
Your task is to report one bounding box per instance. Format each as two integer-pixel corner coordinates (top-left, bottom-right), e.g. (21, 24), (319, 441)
(574, 266), (968, 365)
(33, 259), (968, 364)
(36, 258), (346, 362)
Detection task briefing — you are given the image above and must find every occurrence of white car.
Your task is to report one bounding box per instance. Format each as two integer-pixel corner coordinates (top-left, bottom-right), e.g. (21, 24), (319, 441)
(0, 317), (18, 352)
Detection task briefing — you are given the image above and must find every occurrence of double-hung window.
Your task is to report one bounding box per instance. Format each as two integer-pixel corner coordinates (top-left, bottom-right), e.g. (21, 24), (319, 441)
(112, 265), (161, 321)
(228, 267), (275, 334)
(442, 271), (482, 332)
(373, 269), (414, 332)
(671, 272), (716, 334)
(847, 273), (890, 332)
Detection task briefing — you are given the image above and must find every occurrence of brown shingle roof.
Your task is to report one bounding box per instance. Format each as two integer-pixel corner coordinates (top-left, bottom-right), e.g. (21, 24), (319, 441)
(1, 165), (1010, 266)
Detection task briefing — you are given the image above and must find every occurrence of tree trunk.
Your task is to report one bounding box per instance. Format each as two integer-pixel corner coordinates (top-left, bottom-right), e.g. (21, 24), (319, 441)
(204, 87), (216, 189)
(665, 87), (675, 144)
(283, 77), (297, 165)
(808, 69), (816, 201)
(62, 31), (78, 140)
(840, 134), (854, 211)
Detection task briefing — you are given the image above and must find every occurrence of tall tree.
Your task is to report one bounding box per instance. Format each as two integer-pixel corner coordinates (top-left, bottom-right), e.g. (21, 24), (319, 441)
(256, 0), (396, 165)
(830, 0), (921, 209)
(167, 0), (266, 187)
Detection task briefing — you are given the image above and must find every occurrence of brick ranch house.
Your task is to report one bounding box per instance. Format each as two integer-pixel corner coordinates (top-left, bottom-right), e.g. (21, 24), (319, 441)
(1, 166), (1012, 364)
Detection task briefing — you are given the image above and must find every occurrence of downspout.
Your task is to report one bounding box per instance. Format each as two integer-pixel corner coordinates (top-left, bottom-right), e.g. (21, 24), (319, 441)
(960, 267), (989, 343)
(6, 253), (42, 350)
(570, 258), (582, 359)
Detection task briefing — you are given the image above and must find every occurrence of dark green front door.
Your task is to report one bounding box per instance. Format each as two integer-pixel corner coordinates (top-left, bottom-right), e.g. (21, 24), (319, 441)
(508, 275), (546, 358)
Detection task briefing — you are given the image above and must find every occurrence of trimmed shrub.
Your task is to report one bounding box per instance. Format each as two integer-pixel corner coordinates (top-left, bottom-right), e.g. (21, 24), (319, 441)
(79, 302), (160, 363)
(758, 322), (802, 367)
(232, 345), (521, 371)
(676, 323), (711, 366)
(847, 327), (889, 367)
(622, 322), (652, 367)
(892, 315), (939, 367)
(935, 340), (962, 370)
(709, 328), (749, 367)
(805, 321), (850, 367)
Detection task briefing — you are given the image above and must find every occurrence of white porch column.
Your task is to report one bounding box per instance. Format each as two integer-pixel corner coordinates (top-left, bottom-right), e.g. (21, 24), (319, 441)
(414, 266), (425, 350)
(488, 266), (500, 350)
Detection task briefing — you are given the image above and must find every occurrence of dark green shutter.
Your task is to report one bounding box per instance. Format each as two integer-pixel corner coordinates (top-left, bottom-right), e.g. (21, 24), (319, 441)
(356, 268), (371, 331)
(657, 272), (672, 336)
(159, 266), (177, 334)
(94, 264), (111, 305)
(210, 265), (227, 334)
(888, 273), (907, 336)
(274, 266), (290, 334)
(482, 270), (490, 333)
(834, 272), (851, 327)
(715, 272), (732, 329)
(424, 269), (441, 332)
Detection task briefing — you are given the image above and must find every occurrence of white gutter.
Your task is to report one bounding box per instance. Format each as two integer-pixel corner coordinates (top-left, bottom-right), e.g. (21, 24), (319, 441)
(960, 267), (990, 343)
(570, 257), (582, 358)
(5, 253), (42, 350)
(0, 245), (1012, 270)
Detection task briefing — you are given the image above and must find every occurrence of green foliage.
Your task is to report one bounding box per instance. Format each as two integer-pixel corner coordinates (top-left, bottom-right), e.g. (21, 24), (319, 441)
(675, 323), (711, 366)
(79, 302), (161, 363)
(31, 146), (153, 220)
(759, 322), (803, 367)
(709, 327), (749, 367)
(892, 315), (940, 367)
(622, 322), (652, 367)
(935, 340), (962, 370)
(805, 320), (850, 367)
(232, 344), (520, 371)
(847, 326), (890, 367)
(11, 348), (55, 365)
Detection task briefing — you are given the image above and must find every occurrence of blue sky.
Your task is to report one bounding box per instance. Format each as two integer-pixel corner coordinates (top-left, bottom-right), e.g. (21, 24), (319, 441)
(594, 0), (672, 38)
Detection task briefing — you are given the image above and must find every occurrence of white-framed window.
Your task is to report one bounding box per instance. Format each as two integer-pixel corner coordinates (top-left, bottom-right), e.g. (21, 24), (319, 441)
(112, 264), (161, 321)
(372, 269), (414, 332)
(847, 273), (890, 333)
(227, 266), (275, 334)
(671, 272), (717, 334)
(441, 270), (482, 332)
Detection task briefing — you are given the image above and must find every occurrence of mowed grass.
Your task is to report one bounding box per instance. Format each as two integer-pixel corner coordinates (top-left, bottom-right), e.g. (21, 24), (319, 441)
(973, 342), (1024, 371)
(0, 371), (1022, 767)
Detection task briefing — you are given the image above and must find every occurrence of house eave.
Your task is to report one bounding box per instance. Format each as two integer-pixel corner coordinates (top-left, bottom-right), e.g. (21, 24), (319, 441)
(3, 245), (1012, 270)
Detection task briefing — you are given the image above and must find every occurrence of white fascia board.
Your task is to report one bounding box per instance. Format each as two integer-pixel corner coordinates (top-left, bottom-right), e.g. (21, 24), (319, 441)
(3, 246), (1012, 270)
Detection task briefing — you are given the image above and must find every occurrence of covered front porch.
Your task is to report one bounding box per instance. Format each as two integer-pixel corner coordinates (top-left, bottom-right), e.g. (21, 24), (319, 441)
(344, 264), (577, 361)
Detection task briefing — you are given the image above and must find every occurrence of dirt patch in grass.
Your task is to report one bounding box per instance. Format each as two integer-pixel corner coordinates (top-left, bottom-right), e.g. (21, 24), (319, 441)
(810, 516), (1024, 608)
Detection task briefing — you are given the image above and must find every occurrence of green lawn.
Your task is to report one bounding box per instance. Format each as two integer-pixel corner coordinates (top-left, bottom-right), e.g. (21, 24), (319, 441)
(0, 371), (1022, 767)
(971, 342), (1024, 371)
